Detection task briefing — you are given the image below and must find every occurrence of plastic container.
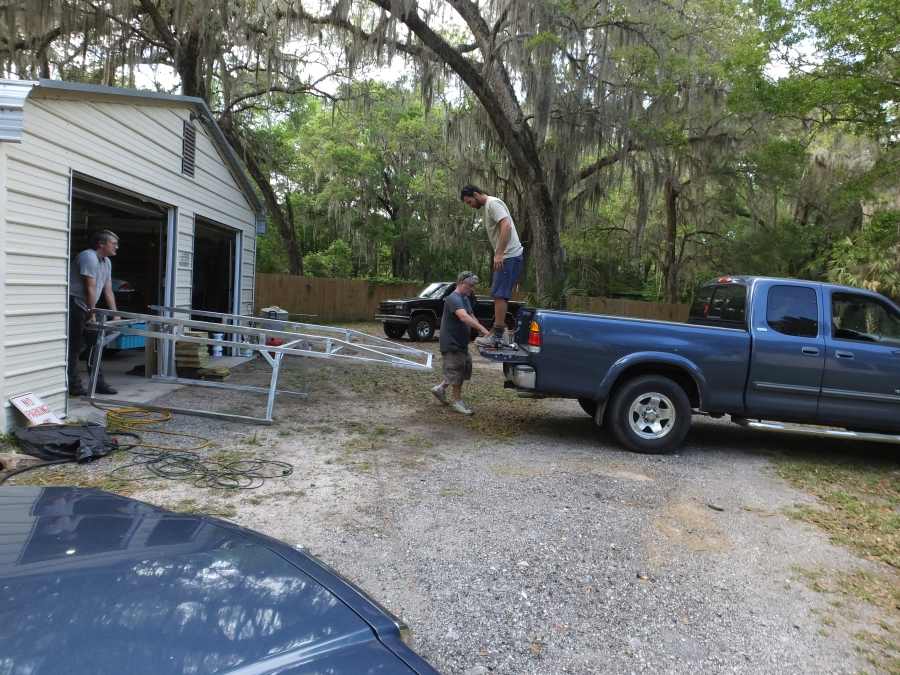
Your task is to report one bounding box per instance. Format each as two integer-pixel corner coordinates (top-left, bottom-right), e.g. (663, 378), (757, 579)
(211, 332), (224, 358)
(109, 322), (146, 350)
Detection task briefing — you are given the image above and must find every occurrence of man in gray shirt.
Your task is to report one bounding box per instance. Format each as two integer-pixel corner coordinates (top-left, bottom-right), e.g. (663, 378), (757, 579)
(460, 185), (524, 347)
(431, 271), (492, 415)
(68, 230), (120, 395)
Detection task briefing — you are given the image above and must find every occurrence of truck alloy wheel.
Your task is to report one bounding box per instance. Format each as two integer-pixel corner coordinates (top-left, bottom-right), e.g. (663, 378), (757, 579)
(628, 392), (675, 439)
(609, 375), (691, 453)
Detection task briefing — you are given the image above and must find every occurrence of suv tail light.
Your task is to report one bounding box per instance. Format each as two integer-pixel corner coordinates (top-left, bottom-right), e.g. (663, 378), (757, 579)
(526, 320), (542, 352)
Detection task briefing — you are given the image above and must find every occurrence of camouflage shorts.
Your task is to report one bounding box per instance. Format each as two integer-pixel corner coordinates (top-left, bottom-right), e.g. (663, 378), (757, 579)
(441, 350), (472, 385)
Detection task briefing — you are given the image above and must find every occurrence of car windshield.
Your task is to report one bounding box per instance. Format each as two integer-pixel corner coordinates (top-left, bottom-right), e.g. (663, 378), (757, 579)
(419, 283), (449, 299)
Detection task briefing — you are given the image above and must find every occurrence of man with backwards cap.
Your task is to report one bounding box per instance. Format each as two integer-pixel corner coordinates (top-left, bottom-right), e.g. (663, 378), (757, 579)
(431, 271), (492, 415)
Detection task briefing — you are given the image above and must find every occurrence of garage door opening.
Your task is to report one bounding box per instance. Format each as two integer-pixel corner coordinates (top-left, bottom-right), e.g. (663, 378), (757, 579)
(192, 218), (238, 317)
(70, 176), (169, 316)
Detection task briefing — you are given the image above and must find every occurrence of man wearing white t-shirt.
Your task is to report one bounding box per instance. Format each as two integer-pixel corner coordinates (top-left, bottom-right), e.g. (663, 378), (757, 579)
(460, 185), (524, 347)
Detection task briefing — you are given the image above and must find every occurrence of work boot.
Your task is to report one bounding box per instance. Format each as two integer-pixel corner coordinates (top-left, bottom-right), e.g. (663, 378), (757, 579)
(450, 400), (474, 416)
(68, 380), (87, 396)
(95, 379), (117, 395)
(475, 334), (500, 349)
(430, 384), (449, 405)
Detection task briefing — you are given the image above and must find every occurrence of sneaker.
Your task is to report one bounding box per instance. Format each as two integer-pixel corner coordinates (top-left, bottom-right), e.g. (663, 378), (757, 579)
(450, 400), (474, 416)
(430, 384), (449, 405)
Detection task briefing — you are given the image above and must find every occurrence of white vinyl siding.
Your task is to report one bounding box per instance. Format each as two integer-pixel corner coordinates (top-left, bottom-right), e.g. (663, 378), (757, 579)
(1, 145), (69, 429)
(1, 93), (257, 432)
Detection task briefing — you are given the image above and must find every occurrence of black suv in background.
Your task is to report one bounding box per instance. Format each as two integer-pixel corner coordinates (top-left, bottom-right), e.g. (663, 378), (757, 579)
(376, 282), (524, 340)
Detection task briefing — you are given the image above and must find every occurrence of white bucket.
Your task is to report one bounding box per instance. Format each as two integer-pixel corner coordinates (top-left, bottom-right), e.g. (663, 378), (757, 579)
(211, 333), (224, 358)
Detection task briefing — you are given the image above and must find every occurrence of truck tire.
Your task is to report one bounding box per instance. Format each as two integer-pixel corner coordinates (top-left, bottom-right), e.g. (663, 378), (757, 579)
(608, 375), (691, 454)
(577, 398), (597, 418)
(410, 315), (436, 341)
(383, 323), (406, 340)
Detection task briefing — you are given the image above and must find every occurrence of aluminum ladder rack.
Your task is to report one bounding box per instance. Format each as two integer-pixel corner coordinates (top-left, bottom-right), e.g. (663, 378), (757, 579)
(89, 307), (432, 424)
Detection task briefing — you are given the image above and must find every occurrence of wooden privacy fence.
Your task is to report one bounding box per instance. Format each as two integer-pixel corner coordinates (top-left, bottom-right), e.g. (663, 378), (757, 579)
(566, 295), (689, 322)
(256, 274), (423, 322)
(256, 273), (690, 324)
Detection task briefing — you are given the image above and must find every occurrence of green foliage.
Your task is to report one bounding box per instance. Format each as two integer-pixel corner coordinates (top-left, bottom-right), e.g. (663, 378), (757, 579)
(243, 81), (495, 284)
(828, 210), (900, 299)
(303, 239), (354, 278)
(755, 0), (900, 137)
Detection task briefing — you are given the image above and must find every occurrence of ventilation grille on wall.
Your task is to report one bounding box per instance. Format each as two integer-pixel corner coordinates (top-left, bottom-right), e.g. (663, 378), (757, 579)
(182, 120), (196, 177)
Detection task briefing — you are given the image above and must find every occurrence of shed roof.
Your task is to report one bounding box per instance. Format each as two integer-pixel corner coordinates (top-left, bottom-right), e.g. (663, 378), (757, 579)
(0, 79), (263, 215)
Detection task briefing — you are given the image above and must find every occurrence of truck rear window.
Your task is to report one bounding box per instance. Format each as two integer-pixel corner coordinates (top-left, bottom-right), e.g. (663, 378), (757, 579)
(689, 284), (747, 328)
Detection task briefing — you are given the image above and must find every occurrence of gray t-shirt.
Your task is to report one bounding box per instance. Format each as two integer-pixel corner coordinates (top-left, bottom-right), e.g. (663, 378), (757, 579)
(69, 249), (112, 309)
(440, 290), (474, 353)
(484, 196), (524, 259)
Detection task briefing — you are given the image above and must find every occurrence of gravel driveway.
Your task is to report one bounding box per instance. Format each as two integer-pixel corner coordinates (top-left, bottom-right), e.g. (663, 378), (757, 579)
(13, 328), (897, 674)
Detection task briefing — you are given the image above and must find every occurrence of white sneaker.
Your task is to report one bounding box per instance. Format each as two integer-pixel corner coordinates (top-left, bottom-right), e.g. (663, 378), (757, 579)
(450, 400), (474, 415)
(431, 384), (449, 404)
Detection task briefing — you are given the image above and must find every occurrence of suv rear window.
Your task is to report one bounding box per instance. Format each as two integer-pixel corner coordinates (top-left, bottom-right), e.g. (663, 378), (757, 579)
(689, 284), (747, 328)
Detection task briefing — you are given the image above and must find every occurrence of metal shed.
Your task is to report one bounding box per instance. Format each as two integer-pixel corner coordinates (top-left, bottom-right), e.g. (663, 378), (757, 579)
(0, 79), (265, 432)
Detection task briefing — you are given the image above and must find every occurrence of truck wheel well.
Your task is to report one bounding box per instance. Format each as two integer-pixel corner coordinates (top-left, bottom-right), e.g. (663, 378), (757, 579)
(609, 364), (701, 409)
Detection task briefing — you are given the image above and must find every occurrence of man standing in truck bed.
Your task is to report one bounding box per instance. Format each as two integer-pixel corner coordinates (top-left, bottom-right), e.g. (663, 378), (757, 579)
(460, 185), (524, 347)
(431, 271), (492, 415)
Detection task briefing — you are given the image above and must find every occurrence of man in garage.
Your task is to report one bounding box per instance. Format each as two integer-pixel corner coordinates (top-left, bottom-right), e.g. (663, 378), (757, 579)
(68, 230), (120, 396)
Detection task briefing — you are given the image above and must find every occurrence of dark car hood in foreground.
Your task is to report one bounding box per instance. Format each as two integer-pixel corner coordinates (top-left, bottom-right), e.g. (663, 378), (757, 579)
(0, 487), (434, 675)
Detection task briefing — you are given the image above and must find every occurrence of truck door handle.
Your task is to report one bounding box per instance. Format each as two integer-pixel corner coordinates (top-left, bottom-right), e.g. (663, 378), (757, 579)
(835, 350), (855, 359)
(801, 347), (819, 356)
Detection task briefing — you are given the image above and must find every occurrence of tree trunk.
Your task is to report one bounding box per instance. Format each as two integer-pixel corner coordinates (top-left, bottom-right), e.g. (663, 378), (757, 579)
(218, 117), (303, 275)
(662, 176), (680, 304)
(525, 184), (564, 305)
(176, 28), (205, 99)
(633, 168), (649, 258)
(391, 238), (410, 279)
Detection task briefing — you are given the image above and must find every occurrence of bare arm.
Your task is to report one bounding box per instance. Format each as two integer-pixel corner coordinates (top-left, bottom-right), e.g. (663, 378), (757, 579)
(454, 308), (490, 336)
(493, 217), (512, 270)
(102, 278), (119, 318)
(83, 276), (97, 313)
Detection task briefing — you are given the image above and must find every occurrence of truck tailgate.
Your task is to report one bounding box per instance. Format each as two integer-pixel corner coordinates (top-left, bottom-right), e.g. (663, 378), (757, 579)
(476, 344), (531, 364)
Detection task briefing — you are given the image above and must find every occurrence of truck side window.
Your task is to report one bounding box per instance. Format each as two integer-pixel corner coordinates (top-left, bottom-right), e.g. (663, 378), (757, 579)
(767, 286), (818, 337)
(832, 293), (900, 347)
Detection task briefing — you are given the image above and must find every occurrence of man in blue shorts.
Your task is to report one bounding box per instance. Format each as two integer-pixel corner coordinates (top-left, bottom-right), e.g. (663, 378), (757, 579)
(460, 185), (524, 347)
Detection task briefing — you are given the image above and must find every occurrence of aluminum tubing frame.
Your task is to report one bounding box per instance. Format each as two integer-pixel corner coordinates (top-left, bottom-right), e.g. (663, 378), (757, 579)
(87, 308), (432, 424)
(88, 316), (306, 424)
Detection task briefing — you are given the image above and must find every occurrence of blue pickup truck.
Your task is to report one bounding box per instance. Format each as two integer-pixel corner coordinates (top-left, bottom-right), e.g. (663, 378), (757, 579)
(484, 276), (900, 453)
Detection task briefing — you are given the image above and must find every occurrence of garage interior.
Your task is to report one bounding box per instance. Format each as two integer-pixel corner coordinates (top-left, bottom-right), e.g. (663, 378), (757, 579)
(68, 175), (169, 388)
(192, 218), (237, 318)
(66, 177), (251, 421)
(70, 175), (169, 316)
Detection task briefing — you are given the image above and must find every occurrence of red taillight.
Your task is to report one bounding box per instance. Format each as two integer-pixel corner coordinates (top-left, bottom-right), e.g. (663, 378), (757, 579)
(527, 320), (542, 347)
